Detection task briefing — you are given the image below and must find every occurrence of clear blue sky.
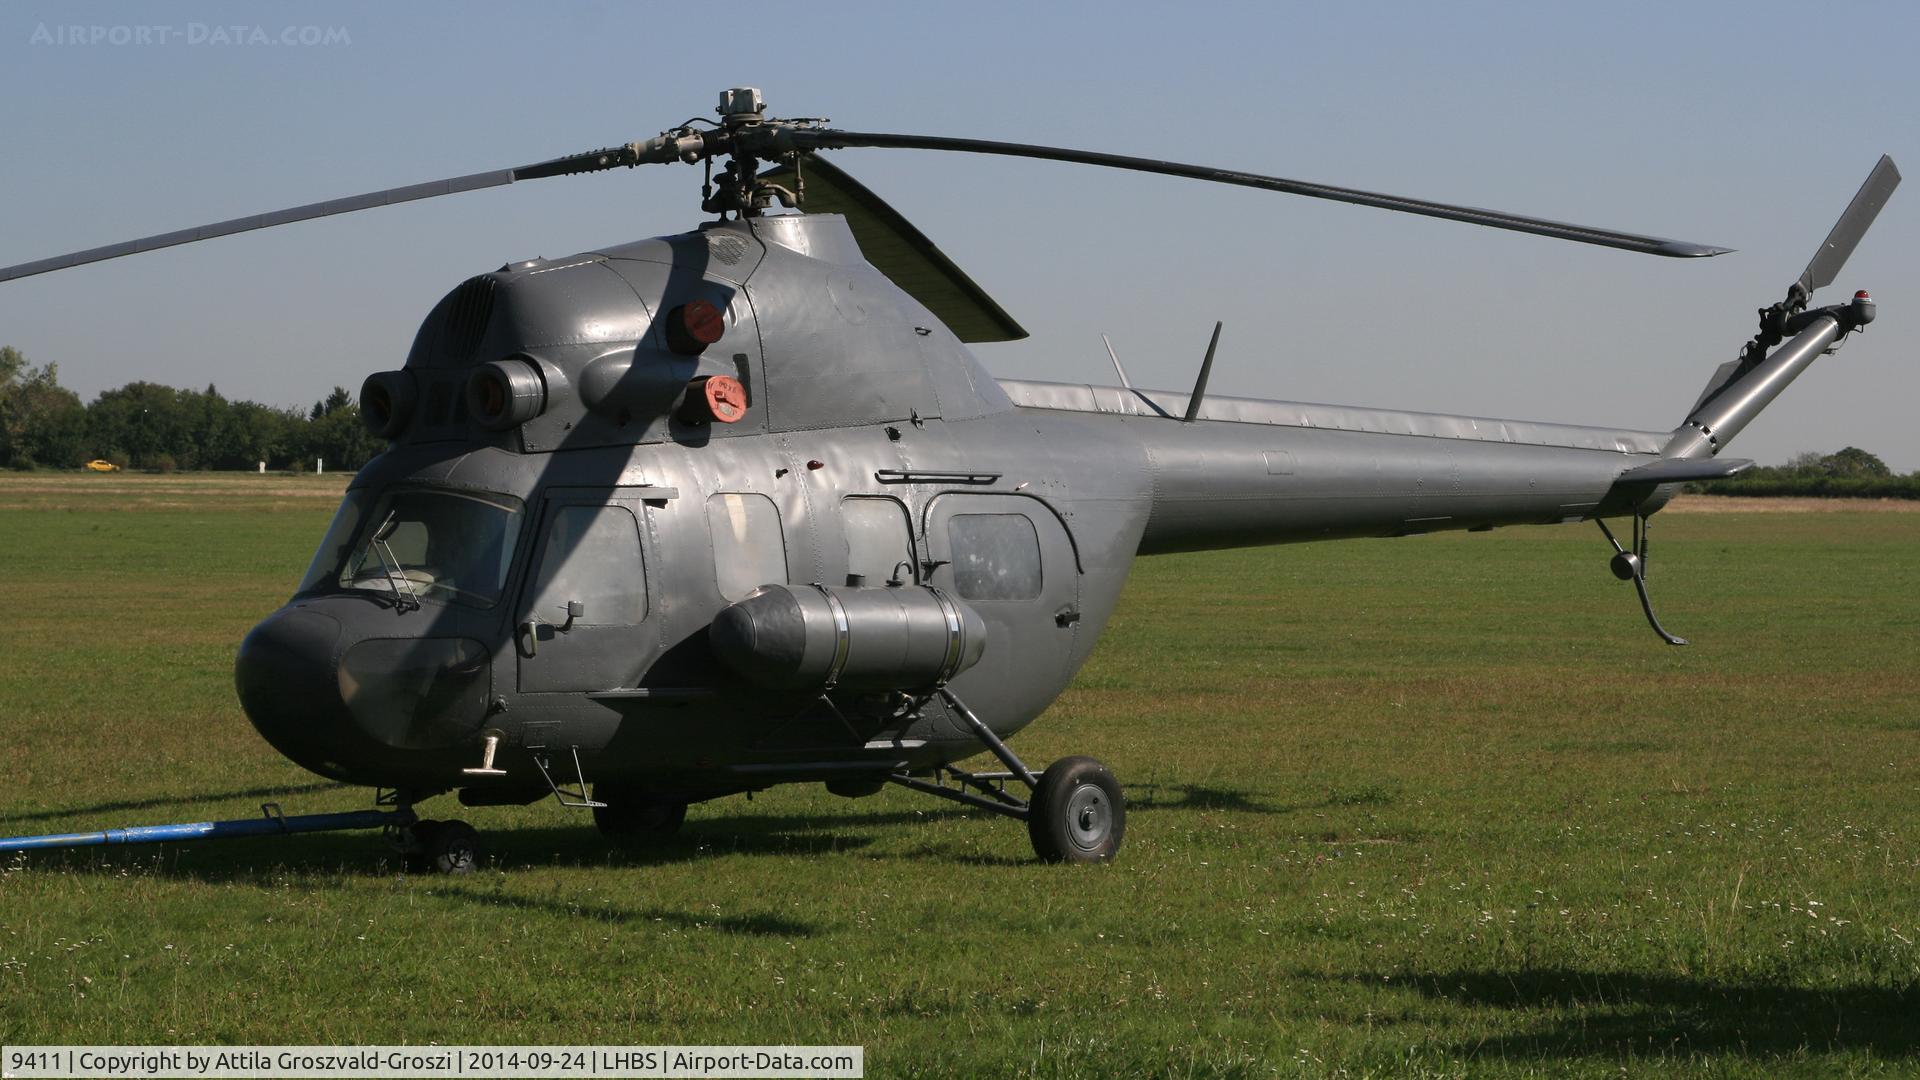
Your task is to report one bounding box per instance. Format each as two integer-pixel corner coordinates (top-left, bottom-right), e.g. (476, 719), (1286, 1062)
(3, 1), (1915, 467)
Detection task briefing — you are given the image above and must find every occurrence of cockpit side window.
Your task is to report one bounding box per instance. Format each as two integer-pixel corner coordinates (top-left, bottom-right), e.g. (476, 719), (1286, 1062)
(525, 504), (648, 626)
(299, 489), (372, 595)
(303, 488), (525, 609)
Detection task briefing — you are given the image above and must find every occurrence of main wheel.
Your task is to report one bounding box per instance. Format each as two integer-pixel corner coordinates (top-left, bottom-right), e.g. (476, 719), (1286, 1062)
(1028, 755), (1125, 864)
(593, 790), (688, 845)
(425, 819), (482, 875)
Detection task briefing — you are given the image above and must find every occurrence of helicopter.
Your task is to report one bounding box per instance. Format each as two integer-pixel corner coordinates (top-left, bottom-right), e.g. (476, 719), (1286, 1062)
(0, 88), (1897, 872)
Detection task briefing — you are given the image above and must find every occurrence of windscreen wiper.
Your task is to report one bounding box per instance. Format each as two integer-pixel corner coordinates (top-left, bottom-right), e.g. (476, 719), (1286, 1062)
(369, 511), (420, 612)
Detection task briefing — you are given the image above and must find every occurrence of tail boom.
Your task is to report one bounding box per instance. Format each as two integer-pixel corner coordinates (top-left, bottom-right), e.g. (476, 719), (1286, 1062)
(1002, 379), (1671, 554)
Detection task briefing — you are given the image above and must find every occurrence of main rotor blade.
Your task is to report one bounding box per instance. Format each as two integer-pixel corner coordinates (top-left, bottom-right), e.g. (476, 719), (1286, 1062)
(785, 130), (1732, 259)
(1795, 154), (1900, 298)
(0, 143), (654, 283)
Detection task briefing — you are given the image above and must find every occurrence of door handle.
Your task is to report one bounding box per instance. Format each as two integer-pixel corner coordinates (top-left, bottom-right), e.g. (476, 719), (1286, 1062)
(519, 617), (541, 657)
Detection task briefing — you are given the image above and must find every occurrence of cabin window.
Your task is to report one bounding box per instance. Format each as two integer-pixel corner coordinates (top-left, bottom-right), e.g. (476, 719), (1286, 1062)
(947, 513), (1042, 601)
(708, 492), (787, 601)
(526, 504), (647, 626)
(326, 488), (524, 608)
(843, 496), (914, 584)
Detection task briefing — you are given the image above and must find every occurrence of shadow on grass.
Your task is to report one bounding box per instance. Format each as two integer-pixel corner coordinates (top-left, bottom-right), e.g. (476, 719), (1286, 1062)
(429, 883), (814, 938)
(692, 806), (982, 834)
(1130, 781), (1388, 816)
(9, 826), (834, 937)
(1354, 968), (1920, 1059)
(13, 821), (884, 879)
(0, 781), (346, 825)
(5, 780), (1371, 876)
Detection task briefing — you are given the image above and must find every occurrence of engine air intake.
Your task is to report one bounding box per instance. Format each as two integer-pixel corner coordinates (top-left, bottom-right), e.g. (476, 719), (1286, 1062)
(467, 356), (546, 431)
(359, 370), (417, 438)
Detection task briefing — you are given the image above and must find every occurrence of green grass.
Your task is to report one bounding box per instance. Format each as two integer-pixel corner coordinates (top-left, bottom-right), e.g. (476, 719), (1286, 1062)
(1, 475), (1916, 1077)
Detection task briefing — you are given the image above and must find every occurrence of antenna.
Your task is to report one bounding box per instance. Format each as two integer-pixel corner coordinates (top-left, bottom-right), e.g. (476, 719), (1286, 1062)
(1102, 334), (1133, 389)
(1184, 322), (1223, 422)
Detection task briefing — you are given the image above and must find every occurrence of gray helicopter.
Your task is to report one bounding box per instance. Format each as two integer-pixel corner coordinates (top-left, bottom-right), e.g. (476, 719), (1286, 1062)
(0, 89), (1897, 872)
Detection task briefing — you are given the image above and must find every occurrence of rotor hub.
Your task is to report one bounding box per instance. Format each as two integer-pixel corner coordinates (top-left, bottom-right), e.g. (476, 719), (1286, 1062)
(717, 87), (766, 128)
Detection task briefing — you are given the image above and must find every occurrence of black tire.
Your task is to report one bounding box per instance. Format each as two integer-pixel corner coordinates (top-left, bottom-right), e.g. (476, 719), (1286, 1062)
(1028, 755), (1124, 864)
(396, 819), (439, 874)
(593, 792), (688, 844)
(426, 819), (482, 875)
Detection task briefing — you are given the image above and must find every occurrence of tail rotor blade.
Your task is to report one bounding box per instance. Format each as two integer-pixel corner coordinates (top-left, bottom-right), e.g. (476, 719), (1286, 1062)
(1795, 154), (1900, 299)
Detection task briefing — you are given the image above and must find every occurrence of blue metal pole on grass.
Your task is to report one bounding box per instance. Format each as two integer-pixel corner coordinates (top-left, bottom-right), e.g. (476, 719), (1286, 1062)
(0, 807), (399, 853)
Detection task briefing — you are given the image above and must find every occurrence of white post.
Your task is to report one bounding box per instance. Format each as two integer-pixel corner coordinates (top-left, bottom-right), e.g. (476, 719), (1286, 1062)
(257, 461), (265, 474)
(316, 458), (324, 475)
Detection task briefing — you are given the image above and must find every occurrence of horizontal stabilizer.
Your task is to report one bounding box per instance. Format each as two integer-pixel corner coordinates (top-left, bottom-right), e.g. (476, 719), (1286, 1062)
(1615, 457), (1754, 484)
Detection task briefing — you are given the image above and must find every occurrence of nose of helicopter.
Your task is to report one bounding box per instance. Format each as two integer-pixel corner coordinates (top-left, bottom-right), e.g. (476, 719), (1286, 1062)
(235, 605), (355, 780)
(237, 603), (497, 783)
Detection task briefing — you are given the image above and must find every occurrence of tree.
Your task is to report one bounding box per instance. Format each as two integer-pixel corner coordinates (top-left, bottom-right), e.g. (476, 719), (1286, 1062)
(303, 394), (381, 471)
(1785, 450), (1826, 474)
(191, 383), (243, 470)
(88, 382), (193, 468)
(311, 385), (353, 420)
(228, 400), (302, 469)
(1823, 446), (1891, 478)
(4, 358), (386, 472)
(0, 350), (88, 468)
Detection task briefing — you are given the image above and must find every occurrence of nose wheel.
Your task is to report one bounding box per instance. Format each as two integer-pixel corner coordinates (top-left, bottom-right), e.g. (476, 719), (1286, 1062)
(395, 818), (483, 875)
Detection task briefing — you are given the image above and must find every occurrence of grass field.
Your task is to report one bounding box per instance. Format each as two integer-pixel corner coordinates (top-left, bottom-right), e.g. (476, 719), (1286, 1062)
(1, 473), (1916, 1078)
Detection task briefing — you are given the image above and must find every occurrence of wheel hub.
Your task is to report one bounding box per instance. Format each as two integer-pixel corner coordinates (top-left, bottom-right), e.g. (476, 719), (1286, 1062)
(1065, 784), (1111, 851)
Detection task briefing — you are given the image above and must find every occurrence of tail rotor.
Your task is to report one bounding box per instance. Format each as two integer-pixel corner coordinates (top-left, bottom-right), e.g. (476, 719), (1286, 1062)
(1669, 156), (1899, 459)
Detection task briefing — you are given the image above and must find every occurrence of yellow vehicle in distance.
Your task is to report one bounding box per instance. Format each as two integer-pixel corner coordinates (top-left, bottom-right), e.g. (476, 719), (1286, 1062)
(84, 459), (119, 472)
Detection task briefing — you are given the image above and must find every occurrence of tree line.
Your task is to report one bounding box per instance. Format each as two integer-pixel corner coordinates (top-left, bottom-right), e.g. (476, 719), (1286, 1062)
(0, 346), (380, 472)
(1690, 446), (1920, 499)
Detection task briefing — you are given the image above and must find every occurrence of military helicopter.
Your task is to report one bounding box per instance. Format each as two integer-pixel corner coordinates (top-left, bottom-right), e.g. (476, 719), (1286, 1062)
(0, 89), (1897, 872)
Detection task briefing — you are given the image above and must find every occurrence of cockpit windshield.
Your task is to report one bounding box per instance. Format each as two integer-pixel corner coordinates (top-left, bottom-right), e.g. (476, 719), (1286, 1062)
(298, 488), (524, 608)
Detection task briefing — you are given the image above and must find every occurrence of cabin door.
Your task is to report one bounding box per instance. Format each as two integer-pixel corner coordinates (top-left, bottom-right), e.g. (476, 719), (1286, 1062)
(923, 493), (1082, 691)
(514, 487), (662, 694)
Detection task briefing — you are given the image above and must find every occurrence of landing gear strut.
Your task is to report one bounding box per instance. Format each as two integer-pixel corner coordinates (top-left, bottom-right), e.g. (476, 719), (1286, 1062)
(391, 816), (483, 875)
(382, 790), (483, 874)
(407, 819), (482, 874)
(887, 689), (1126, 863)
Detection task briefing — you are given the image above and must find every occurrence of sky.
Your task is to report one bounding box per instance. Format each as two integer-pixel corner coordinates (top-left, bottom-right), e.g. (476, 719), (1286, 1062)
(2, 1), (1915, 468)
